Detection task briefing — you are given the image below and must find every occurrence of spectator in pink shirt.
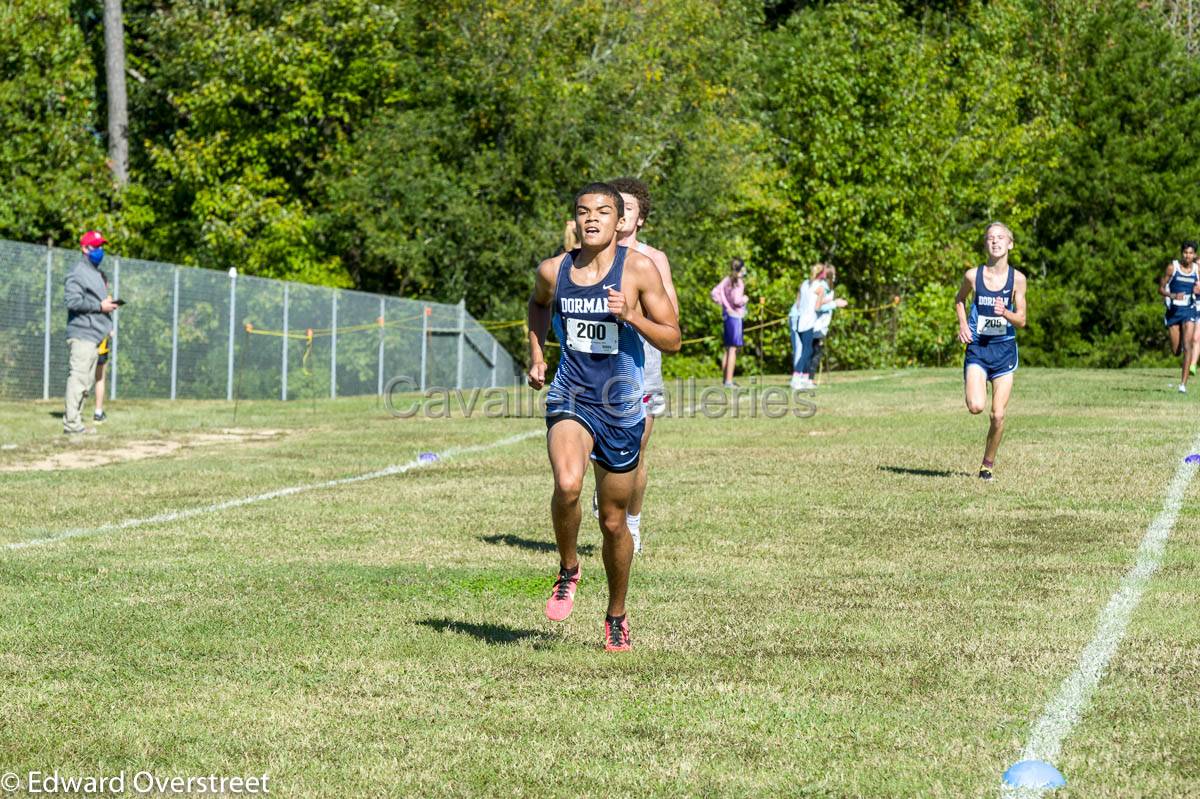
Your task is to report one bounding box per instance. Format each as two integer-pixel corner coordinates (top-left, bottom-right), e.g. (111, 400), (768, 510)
(710, 257), (748, 387)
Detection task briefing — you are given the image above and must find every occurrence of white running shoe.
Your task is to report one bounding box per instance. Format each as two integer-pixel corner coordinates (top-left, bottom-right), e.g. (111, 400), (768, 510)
(1180, 383), (1188, 394)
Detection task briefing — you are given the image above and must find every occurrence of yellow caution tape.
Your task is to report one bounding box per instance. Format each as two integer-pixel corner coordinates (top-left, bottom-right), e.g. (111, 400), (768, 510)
(243, 312), (425, 339)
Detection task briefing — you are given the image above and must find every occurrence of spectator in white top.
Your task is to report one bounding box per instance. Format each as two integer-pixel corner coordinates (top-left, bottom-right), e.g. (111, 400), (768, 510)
(789, 264), (828, 390)
(807, 264), (847, 383)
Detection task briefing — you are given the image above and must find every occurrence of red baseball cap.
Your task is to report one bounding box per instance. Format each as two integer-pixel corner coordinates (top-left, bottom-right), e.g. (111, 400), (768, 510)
(80, 230), (107, 248)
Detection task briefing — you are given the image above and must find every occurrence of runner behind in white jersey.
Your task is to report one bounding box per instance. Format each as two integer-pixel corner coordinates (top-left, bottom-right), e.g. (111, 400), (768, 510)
(584, 176), (679, 555)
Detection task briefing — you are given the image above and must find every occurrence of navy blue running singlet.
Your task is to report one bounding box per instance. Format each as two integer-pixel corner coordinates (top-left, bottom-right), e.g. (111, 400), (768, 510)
(1168, 261), (1197, 309)
(546, 246), (644, 428)
(968, 266), (1015, 342)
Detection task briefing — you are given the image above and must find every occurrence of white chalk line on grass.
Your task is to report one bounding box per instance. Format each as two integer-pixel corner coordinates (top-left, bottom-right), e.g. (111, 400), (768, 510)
(5, 429), (542, 552)
(1000, 433), (1200, 797)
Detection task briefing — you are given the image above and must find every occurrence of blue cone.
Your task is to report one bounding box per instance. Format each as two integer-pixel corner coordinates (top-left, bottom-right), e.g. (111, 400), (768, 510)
(1003, 760), (1065, 789)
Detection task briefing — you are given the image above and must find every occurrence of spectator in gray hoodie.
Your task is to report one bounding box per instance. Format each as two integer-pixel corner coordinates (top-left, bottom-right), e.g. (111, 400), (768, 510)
(64, 230), (118, 434)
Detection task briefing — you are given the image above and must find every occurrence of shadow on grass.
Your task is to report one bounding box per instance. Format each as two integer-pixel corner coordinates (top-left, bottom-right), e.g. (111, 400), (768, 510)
(417, 618), (549, 646)
(878, 465), (972, 478)
(482, 533), (595, 556)
(47, 411), (65, 419)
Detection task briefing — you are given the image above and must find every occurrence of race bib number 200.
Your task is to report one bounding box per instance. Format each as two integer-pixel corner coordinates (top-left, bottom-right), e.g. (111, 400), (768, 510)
(566, 319), (618, 354)
(975, 315), (1007, 336)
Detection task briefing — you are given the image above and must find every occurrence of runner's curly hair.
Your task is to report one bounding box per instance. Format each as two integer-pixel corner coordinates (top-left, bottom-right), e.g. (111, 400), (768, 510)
(608, 176), (652, 225)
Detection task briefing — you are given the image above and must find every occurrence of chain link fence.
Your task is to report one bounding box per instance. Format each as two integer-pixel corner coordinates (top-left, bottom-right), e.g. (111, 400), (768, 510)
(0, 239), (522, 402)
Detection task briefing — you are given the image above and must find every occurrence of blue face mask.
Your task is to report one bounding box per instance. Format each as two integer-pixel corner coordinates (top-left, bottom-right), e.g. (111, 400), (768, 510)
(87, 247), (104, 266)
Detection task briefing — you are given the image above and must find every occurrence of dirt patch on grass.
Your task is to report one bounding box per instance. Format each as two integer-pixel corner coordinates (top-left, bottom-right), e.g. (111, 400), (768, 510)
(1, 428), (285, 472)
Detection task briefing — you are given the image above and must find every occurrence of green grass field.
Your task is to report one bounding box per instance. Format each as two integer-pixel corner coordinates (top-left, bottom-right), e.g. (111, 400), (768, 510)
(1, 369), (1198, 798)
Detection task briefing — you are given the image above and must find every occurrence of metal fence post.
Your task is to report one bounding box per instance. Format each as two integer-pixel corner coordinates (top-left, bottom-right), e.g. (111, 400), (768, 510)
(111, 257), (119, 400)
(455, 299), (466, 389)
(170, 267), (179, 400)
(227, 267), (237, 402)
(42, 245), (52, 401)
(491, 338), (498, 389)
(420, 307), (428, 392)
(330, 290), (338, 399)
(377, 296), (385, 397)
(281, 283), (289, 401)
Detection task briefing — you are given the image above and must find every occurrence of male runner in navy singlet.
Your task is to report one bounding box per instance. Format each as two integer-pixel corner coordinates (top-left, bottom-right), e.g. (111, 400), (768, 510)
(527, 183), (680, 652)
(1160, 241), (1199, 392)
(955, 222), (1027, 481)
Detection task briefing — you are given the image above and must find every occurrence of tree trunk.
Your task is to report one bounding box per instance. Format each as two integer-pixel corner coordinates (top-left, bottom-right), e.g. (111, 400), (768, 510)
(104, 0), (129, 187)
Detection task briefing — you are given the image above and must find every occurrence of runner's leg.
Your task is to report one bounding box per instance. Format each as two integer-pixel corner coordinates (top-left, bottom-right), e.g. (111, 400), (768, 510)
(983, 373), (1014, 466)
(548, 418), (593, 570)
(594, 463), (636, 617)
(628, 414), (654, 517)
(964, 364), (988, 415)
(1182, 322), (1195, 386)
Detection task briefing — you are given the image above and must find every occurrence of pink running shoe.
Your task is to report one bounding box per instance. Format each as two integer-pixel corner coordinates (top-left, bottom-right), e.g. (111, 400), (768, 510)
(604, 614), (631, 652)
(544, 565), (580, 621)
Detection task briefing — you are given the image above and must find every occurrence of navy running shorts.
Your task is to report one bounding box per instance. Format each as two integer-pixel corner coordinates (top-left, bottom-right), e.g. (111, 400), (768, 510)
(964, 337), (1018, 382)
(1164, 303), (1197, 327)
(546, 406), (644, 473)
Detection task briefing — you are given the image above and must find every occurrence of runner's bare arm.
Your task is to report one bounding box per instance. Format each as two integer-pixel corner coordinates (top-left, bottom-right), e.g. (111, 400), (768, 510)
(527, 257), (559, 389)
(1160, 261), (1178, 299)
(997, 271), (1027, 328)
(648, 248), (680, 319)
(955, 268), (975, 344)
(607, 252), (680, 353)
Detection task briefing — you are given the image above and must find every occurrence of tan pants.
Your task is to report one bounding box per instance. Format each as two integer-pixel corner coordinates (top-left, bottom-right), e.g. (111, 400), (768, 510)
(64, 338), (99, 433)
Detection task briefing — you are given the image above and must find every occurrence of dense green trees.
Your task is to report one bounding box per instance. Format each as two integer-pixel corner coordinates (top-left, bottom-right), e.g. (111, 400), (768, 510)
(0, 2), (114, 245)
(1022, 1), (1200, 366)
(4, 0), (1199, 371)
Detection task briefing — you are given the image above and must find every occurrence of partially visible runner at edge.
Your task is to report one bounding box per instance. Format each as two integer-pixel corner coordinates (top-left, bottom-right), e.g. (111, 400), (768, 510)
(1189, 243), (1200, 379)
